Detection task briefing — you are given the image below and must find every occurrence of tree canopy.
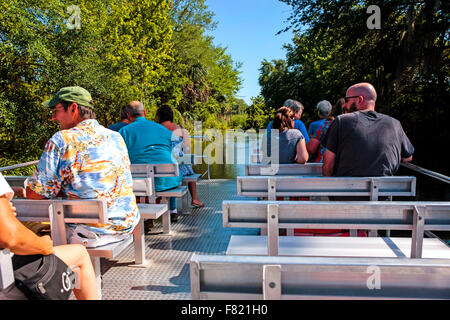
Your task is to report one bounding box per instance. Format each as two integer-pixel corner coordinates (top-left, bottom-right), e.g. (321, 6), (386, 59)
(0, 0), (245, 171)
(259, 0), (449, 173)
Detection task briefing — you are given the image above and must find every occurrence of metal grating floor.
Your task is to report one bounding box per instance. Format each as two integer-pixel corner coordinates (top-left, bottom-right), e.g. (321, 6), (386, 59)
(99, 179), (258, 300)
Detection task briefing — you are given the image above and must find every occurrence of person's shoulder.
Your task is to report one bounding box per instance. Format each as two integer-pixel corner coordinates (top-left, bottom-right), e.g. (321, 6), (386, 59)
(108, 122), (119, 130)
(375, 111), (401, 124)
(108, 127), (123, 138)
(48, 128), (72, 148)
(336, 112), (358, 122)
(287, 128), (303, 138)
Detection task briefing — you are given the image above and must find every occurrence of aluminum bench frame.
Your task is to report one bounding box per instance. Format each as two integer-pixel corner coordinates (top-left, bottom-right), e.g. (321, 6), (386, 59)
(130, 163), (189, 214)
(0, 249), (14, 291)
(5, 175), (170, 268)
(12, 199), (109, 298)
(237, 175), (417, 236)
(222, 200), (450, 258)
(237, 176), (416, 200)
(190, 254), (450, 300)
(245, 163), (323, 176)
(11, 198), (165, 298)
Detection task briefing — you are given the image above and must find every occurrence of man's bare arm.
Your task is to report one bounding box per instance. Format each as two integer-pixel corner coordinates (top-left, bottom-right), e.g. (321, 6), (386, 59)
(0, 196), (54, 255)
(322, 149), (336, 176)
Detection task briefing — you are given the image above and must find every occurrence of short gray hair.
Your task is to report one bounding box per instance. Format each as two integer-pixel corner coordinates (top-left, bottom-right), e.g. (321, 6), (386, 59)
(316, 100), (332, 117)
(283, 99), (304, 113)
(127, 101), (145, 118)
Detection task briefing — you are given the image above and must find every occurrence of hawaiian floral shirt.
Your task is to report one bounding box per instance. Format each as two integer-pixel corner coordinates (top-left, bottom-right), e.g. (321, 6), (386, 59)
(311, 119), (333, 163)
(27, 119), (140, 236)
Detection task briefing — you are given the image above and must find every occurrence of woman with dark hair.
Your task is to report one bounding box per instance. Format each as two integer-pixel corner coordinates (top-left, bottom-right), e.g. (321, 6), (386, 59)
(266, 106), (308, 164)
(156, 105), (204, 208)
(306, 98), (345, 163)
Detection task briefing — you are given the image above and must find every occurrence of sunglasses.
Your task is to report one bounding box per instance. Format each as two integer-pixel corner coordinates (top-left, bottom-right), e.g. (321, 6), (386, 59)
(344, 95), (360, 103)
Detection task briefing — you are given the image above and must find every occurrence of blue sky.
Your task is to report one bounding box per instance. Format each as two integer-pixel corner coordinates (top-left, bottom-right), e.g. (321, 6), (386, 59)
(205, 0), (294, 105)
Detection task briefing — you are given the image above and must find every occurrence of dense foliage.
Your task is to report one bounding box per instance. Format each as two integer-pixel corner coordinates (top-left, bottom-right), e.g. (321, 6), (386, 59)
(260, 0), (449, 173)
(0, 0), (246, 172)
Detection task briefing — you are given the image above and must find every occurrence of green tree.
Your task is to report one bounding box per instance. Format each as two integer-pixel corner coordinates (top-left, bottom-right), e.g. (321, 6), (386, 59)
(259, 0), (450, 172)
(165, 0), (242, 128)
(245, 96), (271, 130)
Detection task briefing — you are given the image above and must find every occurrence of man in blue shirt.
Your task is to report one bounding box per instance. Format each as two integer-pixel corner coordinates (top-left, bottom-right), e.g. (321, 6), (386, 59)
(266, 99), (309, 143)
(119, 101), (182, 219)
(109, 105), (131, 132)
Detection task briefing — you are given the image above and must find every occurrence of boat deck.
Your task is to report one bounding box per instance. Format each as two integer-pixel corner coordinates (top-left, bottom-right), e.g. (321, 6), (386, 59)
(99, 179), (258, 300)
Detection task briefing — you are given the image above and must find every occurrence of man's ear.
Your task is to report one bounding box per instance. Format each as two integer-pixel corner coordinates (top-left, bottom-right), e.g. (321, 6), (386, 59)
(70, 102), (78, 113)
(126, 113), (133, 122)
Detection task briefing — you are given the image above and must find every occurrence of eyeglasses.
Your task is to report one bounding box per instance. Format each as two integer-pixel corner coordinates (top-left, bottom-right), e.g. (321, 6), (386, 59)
(344, 96), (360, 103)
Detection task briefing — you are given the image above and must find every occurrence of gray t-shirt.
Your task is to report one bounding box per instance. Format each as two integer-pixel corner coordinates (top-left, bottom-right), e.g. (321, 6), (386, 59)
(263, 129), (304, 164)
(322, 110), (414, 176)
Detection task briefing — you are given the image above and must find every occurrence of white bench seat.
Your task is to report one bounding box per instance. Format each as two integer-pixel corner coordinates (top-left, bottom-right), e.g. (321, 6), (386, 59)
(245, 163), (323, 176)
(135, 203), (170, 235)
(222, 200), (450, 258)
(226, 235), (450, 259)
(190, 254), (450, 300)
(182, 173), (201, 183)
(156, 186), (190, 215)
(137, 203), (167, 219)
(156, 185), (188, 198)
(87, 236), (134, 259)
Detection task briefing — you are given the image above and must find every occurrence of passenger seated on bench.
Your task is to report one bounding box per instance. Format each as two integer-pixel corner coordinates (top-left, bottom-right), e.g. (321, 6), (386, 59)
(303, 83), (414, 237)
(13, 86), (140, 248)
(266, 99), (310, 144)
(307, 99), (344, 163)
(108, 104), (131, 132)
(156, 105), (204, 208)
(263, 107), (309, 164)
(1, 173), (99, 300)
(119, 101), (183, 221)
(322, 82), (414, 178)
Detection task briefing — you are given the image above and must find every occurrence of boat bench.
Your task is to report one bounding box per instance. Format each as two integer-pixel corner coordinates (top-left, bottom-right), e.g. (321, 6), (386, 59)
(237, 176), (416, 200)
(182, 173), (201, 183)
(5, 175), (170, 267)
(222, 200), (450, 259)
(0, 249), (14, 292)
(237, 175), (417, 236)
(5, 175), (172, 232)
(245, 163), (323, 176)
(133, 177), (171, 234)
(189, 254), (450, 300)
(131, 163), (189, 214)
(11, 198), (165, 298)
(5, 172), (191, 213)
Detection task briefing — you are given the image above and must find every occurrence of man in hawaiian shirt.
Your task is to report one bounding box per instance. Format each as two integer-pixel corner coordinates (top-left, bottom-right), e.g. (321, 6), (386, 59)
(14, 86), (140, 247)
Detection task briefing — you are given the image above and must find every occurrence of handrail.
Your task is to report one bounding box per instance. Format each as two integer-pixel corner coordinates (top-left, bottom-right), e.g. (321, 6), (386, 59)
(0, 160), (39, 172)
(400, 162), (450, 184)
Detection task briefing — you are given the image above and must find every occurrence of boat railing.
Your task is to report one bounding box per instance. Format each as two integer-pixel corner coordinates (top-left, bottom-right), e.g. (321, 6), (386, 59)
(400, 162), (450, 184)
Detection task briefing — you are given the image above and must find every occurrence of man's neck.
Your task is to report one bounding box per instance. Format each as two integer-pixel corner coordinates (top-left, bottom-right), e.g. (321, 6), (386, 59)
(358, 102), (376, 112)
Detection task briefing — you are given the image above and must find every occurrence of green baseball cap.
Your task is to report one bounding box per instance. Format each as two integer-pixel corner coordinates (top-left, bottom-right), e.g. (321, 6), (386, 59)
(43, 86), (94, 109)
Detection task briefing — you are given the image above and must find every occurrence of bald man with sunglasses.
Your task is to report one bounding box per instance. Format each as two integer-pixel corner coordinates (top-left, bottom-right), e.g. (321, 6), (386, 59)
(321, 82), (414, 177)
